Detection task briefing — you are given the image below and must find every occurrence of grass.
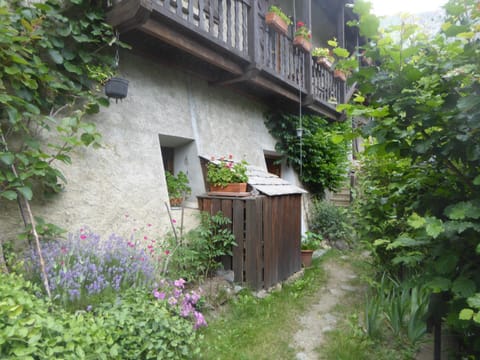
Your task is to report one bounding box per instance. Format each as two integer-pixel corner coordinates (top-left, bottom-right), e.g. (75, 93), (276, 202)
(197, 251), (334, 360)
(198, 248), (424, 360)
(318, 251), (422, 360)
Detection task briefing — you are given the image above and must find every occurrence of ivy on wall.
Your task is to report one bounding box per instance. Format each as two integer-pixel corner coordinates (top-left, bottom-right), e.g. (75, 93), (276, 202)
(0, 0), (126, 289)
(264, 113), (350, 195)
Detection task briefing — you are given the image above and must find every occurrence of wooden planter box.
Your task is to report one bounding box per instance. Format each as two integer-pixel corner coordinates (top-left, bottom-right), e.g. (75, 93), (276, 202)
(265, 12), (288, 36)
(293, 36), (312, 53)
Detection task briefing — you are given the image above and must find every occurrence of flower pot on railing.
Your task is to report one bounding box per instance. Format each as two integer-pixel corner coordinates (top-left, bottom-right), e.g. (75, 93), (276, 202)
(105, 77), (129, 102)
(333, 69), (347, 82)
(316, 56), (333, 69)
(265, 12), (288, 36)
(293, 36), (312, 53)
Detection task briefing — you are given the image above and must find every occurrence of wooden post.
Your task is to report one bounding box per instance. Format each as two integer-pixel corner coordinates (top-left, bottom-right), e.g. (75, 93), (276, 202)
(337, 1), (346, 103)
(248, 0), (259, 67)
(303, 0), (312, 97)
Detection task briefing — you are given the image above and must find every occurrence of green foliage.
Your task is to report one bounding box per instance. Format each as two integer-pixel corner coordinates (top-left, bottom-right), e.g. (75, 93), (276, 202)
(166, 170), (191, 199)
(206, 155), (248, 187)
(345, 0), (480, 355)
(0, 272), (200, 359)
(0, 0), (125, 245)
(167, 211), (237, 281)
(300, 231), (322, 250)
(363, 274), (429, 345)
(199, 251), (329, 359)
(97, 288), (200, 359)
(309, 199), (353, 245)
(264, 113), (349, 195)
(268, 5), (292, 26)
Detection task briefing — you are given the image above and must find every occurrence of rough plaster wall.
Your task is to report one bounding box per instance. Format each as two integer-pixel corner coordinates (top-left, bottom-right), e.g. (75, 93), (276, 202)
(2, 51), (305, 243)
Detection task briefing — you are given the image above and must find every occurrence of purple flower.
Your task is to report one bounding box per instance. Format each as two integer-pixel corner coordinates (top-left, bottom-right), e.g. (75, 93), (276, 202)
(174, 278), (186, 288)
(193, 311), (207, 329)
(153, 290), (166, 300)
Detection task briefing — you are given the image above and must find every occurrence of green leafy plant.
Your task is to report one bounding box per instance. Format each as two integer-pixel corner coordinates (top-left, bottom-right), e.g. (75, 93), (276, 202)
(301, 231), (322, 250)
(312, 47), (334, 64)
(207, 155), (248, 187)
(309, 199), (353, 246)
(166, 211), (237, 281)
(341, 0), (480, 354)
(268, 5), (292, 26)
(264, 113), (349, 195)
(166, 170), (191, 200)
(294, 21), (311, 40)
(0, 0), (128, 291)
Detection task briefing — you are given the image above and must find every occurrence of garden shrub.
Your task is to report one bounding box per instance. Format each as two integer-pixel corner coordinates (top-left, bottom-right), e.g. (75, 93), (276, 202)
(166, 211), (237, 281)
(309, 199), (354, 247)
(264, 113), (349, 195)
(0, 272), (202, 359)
(23, 228), (156, 310)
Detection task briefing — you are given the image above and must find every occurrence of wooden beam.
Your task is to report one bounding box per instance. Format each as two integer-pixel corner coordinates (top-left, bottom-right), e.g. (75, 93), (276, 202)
(345, 81), (357, 103)
(139, 19), (244, 75)
(250, 77), (299, 102)
(211, 66), (260, 86)
(106, 0), (152, 33)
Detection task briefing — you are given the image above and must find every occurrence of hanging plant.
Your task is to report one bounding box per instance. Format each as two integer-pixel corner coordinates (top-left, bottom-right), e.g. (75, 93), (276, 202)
(105, 77), (129, 102)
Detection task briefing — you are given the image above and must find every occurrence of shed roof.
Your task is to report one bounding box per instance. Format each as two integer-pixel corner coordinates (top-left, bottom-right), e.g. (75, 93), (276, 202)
(246, 165), (307, 196)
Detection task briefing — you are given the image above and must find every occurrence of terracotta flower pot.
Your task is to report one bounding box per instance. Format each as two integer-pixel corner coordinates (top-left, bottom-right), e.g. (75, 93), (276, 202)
(293, 36), (312, 53)
(317, 56), (333, 69)
(210, 183), (247, 193)
(265, 12), (288, 36)
(301, 250), (314, 267)
(334, 69), (347, 82)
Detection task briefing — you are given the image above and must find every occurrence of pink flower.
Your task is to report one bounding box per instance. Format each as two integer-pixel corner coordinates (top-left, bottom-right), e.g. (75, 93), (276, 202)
(172, 219), (177, 224)
(147, 245), (153, 250)
(144, 236), (148, 240)
(228, 154), (233, 159)
(153, 290), (166, 300)
(147, 223), (152, 227)
(80, 234), (87, 240)
(174, 278), (186, 288)
(297, 21), (304, 27)
(127, 241), (135, 248)
(165, 250), (170, 255)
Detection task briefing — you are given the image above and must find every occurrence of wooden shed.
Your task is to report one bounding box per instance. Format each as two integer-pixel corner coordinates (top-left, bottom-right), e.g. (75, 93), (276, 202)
(198, 166), (307, 290)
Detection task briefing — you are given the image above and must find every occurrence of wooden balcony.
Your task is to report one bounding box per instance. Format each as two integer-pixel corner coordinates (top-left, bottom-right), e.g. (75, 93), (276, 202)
(107, 0), (355, 120)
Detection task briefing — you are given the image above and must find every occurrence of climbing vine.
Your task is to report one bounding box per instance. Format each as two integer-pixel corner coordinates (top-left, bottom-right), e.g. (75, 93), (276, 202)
(0, 0), (125, 284)
(265, 113), (350, 195)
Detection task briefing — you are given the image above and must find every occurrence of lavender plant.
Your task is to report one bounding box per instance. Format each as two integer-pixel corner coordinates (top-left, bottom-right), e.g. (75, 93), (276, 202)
(24, 227), (156, 309)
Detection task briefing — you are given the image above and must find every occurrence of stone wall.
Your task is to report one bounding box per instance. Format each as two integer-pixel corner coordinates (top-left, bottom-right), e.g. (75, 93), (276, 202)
(1, 51), (303, 243)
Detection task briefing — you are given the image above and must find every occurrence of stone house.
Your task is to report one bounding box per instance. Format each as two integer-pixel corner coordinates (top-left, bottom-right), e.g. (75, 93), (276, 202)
(3, 0), (358, 242)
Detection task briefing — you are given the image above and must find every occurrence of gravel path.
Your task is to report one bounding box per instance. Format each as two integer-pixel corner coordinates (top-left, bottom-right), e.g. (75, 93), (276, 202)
(292, 257), (357, 360)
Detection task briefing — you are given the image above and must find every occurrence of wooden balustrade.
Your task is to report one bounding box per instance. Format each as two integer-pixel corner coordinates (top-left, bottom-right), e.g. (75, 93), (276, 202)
(150, 0), (346, 109)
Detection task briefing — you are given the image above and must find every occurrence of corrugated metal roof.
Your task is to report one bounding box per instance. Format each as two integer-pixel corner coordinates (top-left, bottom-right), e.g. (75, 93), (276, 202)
(246, 165), (307, 196)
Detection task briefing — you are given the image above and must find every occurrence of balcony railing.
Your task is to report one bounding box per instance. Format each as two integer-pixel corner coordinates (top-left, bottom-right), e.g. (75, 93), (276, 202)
(110, 0), (352, 117)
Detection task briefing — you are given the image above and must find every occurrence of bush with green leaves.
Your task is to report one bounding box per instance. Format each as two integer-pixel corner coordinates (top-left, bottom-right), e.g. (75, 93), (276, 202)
(264, 113), (349, 195)
(0, 272), (201, 359)
(166, 211), (237, 281)
(342, 0), (480, 355)
(309, 199), (353, 247)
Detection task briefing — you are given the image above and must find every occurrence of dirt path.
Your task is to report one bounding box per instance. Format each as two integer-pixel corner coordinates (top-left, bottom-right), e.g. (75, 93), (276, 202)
(292, 257), (357, 360)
